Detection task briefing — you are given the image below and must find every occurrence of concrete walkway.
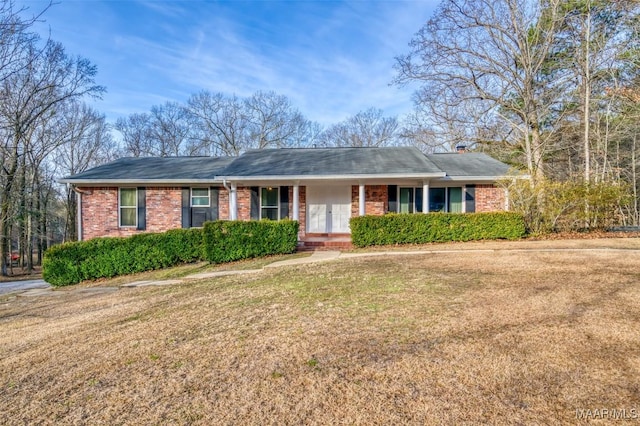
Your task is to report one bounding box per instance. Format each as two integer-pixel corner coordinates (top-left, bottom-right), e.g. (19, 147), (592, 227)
(122, 251), (342, 287)
(0, 279), (50, 295)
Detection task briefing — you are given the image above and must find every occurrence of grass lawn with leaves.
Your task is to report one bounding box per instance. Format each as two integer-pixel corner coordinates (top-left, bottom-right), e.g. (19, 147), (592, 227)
(1, 239), (640, 424)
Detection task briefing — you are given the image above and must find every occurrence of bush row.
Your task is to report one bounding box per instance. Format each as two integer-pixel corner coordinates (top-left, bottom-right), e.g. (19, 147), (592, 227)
(43, 220), (300, 287)
(350, 212), (526, 247)
(203, 219), (299, 263)
(43, 228), (204, 287)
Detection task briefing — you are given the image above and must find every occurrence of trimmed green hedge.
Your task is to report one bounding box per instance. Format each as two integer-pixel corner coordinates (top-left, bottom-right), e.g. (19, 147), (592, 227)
(203, 220), (299, 263)
(42, 228), (204, 287)
(350, 212), (526, 247)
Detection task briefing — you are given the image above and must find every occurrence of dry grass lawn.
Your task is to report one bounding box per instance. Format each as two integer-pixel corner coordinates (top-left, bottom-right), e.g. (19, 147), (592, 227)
(2, 239), (640, 424)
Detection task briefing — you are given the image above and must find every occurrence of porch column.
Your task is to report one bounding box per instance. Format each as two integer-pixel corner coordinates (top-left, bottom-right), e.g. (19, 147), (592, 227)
(423, 181), (430, 213)
(359, 183), (366, 216)
(462, 184), (466, 213)
(293, 183), (300, 221)
(230, 182), (238, 220)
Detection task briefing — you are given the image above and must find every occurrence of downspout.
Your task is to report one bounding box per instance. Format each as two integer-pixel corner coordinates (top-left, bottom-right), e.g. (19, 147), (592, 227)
(71, 185), (92, 241)
(222, 179), (237, 220)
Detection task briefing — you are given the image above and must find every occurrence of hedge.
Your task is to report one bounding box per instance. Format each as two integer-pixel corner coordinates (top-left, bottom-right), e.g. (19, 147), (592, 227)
(203, 220), (299, 263)
(42, 228), (204, 287)
(350, 212), (526, 247)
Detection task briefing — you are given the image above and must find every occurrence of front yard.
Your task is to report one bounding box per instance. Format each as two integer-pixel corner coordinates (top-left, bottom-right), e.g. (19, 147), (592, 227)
(1, 239), (640, 424)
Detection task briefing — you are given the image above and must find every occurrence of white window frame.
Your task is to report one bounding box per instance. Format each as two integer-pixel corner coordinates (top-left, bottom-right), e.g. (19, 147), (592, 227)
(190, 188), (211, 207)
(119, 188), (137, 228)
(397, 187), (425, 214)
(260, 187), (280, 220)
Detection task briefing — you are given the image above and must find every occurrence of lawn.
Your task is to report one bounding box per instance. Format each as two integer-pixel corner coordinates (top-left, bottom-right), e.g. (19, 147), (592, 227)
(1, 239), (640, 424)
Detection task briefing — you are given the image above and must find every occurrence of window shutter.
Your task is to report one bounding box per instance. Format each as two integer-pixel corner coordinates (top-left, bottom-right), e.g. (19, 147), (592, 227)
(250, 187), (260, 220)
(279, 186), (289, 219)
(137, 187), (146, 230)
(387, 185), (397, 213)
(465, 185), (476, 213)
(181, 188), (191, 228)
(210, 188), (219, 221)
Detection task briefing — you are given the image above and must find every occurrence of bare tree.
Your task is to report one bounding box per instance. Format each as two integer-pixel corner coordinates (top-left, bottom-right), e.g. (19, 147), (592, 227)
(318, 108), (399, 147)
(0, 38), (103, 275)
(54, 101), (115, 241)
(395, 0), (570, 181)
(244, 90), (310, 149)
(115, 113), (153, 157)
(148, 101), (193, 156)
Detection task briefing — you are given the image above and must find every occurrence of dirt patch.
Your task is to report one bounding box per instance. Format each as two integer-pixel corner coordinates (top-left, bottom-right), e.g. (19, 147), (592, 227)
(1, 240), (639, 424)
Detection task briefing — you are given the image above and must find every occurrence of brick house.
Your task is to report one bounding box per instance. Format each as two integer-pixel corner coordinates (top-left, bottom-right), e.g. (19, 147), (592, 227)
(60, 147), (517, 244)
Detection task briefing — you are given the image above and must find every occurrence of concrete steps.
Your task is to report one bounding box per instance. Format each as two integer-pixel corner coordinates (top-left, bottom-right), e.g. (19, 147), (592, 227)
(298, 234), (353, 251)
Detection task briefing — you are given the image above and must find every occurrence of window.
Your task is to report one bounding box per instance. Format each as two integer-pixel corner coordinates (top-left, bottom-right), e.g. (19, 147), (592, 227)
(119, 188), (137, 227)
(398, 187), (424, 213)
(399, 188), (413, 213)
(448, 187), (463, 213)
(191, 188), (210, 207)
(429, 188), (446, 212)
(261, 187), (279, 220)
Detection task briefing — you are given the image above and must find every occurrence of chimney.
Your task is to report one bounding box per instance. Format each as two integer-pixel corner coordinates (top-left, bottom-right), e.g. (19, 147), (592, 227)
(455, 145), (467, 153)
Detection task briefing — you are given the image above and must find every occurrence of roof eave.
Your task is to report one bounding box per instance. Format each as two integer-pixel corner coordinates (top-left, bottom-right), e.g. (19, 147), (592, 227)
(59, 178), (223, 185)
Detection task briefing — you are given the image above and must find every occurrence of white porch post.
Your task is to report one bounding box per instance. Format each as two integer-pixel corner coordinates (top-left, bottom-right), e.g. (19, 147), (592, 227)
(462, 184), (467, 213)
(230, 182), (238, 220)
(423, 181), (430, 213)
(293, 183), (300, 220)
(359, 183), (366, 216)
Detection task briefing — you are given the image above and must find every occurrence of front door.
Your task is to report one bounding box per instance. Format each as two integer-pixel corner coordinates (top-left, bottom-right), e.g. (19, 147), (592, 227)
(306, 186), (351, 233)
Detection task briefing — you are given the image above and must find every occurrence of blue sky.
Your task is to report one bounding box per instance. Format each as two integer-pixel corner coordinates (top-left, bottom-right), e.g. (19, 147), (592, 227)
(24, 0), (437, 126)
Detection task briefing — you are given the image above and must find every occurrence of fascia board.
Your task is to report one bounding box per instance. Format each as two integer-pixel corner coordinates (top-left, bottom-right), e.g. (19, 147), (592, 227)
(59, 178), (223, 185)
(217, 173), (447, 182)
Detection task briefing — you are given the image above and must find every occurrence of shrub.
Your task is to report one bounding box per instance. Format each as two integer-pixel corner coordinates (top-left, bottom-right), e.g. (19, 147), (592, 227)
(203, 220), (299, 263)
(503, 178), (631, 234)
(350, 212), (526, 247)
(43, 228), (204, 287)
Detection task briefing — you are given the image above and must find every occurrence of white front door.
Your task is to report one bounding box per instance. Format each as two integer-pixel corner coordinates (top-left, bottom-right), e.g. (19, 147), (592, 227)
(306, 185), (352, 233)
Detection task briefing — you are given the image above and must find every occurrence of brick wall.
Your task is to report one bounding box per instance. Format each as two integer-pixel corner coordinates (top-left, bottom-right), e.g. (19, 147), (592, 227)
(475, 184), (506, 212)
(351, 185), (388, 217)
(80, 187), (182, 240)
(288, 186), (307, 237)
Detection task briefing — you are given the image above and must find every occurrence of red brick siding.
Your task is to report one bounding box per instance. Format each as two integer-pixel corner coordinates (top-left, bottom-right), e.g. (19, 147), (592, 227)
(289, 186), (307, 237)
(219, 188), (229, 220)
(351, 185), (388, 217)
(80, 187), (182, 240)
(475, 184), (506, 212)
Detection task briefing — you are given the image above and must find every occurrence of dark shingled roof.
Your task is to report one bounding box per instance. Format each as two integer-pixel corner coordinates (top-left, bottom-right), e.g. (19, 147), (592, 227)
(426, 153), (512, 177)
(220, 147), (443, 177)
(60, 156), (234, 183)
(60, 148), (517, 184)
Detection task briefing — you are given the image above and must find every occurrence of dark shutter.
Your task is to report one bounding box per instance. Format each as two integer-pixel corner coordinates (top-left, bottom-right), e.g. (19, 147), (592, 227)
(210, 188), (219, 221)
(137, 187), (146, 230)
(415, 187), (423, 213)
(465, 185), (476, 213)
(279, 186), (289, 220)
(250, 187), (260, 220)
(191, 210), (207, 227)
(181, 188), (191, 228)
(388, 185), (397, 213)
